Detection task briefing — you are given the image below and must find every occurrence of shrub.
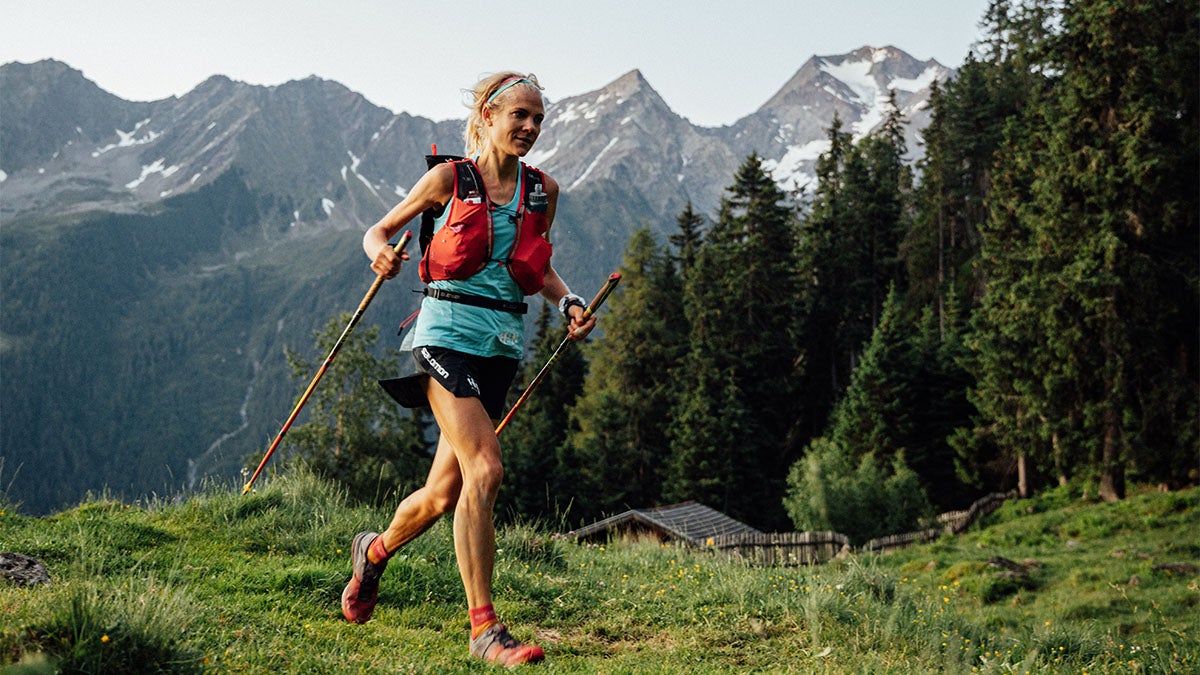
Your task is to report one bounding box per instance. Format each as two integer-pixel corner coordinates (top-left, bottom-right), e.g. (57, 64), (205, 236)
(784, 437), (934, 544)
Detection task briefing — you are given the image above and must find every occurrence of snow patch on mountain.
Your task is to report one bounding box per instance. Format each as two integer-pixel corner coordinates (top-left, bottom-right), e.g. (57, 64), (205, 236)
(549, 82), (635, 128)
(126, 158), (180, 190)
(819, 56), (887, 137)
(342, 150), (382, 199)
(525, 141), (561, 167)
(569, 137), (619, 190)
(763, 139), (829, 192)
(812, 49), (949, 138)
(93, 119), (160, 157)
(821, 58), (877, 105)
(892, 66), (942, 92)
(552, 100), (588, 126)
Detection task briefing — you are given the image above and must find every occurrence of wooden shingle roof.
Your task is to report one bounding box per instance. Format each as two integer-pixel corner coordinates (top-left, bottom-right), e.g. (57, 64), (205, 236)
(570, 501), (762, 545)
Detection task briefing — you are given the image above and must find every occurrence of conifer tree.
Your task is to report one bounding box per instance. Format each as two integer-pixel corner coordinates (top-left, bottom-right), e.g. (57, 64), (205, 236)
(904, 79), (952, 322)
(908, 297), (979, 508)
(666, 355), (751, 514)
(794, 117), (855, 438)
(785, 291), (940, 541)
(798, 110), (915, 443)
(498, 302), (586, 523)
(896, 29), (1049, 502)
(565, 228), (686, 522)
(669, 201), (705, 274)
(904, 60), (990, 320)
(854, 91), (913, 325)
(667, 154), (800, 529)
(283, 317), (431, 505)
(906, 1), (1049, 323)
(967, 0), (1198, 498)
(822, 288), (915, 463)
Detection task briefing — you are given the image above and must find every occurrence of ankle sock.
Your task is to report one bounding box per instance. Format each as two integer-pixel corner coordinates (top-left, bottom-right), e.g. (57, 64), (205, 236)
(366, 534), (391, 565)
(469, 604), (498, 639)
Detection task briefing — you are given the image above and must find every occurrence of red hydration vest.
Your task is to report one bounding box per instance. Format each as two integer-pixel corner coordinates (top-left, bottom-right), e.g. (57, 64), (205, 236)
(418, 158), (552, 296)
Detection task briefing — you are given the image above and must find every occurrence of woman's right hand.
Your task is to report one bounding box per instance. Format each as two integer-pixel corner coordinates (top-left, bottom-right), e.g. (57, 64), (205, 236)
(371, 242), (409, 279)
(362, 163), (454, 277)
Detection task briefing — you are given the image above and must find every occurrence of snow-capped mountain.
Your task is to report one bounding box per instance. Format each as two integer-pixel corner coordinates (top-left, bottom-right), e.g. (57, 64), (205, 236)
(527, 69), (740, 220)
(521, 46), (949, 217)
(3, 46), (949, 226)
(731, 45), (950, 192)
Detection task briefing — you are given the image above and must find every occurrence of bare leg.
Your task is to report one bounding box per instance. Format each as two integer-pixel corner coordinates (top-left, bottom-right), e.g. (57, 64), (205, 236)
(424, 379), (503, 610)
(378, 434), (462, 552)
(340, 385), (497, 625)
(344, 434), (464, 624)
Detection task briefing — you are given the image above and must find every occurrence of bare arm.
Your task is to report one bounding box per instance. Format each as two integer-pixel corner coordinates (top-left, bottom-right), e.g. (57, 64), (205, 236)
(363, 163), (455, 278)
(537, 175), (597, 341)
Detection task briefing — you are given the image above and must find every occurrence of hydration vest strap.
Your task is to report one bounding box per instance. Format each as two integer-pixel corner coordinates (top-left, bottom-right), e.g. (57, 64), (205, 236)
(456, 161), (483, 201)
(422, 288), (529, 314)
(419, 153), (467, 255)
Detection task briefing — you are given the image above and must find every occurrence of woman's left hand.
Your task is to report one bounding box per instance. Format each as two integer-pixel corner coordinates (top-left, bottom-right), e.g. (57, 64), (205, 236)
(567, 306), (597, 341)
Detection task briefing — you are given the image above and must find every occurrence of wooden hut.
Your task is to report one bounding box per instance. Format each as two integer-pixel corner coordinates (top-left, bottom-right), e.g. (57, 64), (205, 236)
(570, 501), (761, 546)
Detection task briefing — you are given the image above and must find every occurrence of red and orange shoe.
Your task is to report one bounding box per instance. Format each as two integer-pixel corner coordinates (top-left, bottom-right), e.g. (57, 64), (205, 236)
(469, 623), (545, 666)
(341, 531), (386, 623)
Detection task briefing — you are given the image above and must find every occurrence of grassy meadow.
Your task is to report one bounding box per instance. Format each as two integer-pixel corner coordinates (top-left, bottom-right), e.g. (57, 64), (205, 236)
(1, 471), (1196, 673)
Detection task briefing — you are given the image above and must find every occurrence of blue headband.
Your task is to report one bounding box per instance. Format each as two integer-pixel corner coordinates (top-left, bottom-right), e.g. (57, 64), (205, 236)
(486, 77), (534, 105)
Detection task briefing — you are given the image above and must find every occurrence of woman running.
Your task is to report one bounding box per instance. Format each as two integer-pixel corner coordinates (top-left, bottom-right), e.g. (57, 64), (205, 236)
(341, 72), (596, 667)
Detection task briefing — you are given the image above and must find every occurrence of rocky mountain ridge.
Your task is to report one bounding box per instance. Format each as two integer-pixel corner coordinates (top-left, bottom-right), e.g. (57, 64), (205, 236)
(3, 46), (949, 225)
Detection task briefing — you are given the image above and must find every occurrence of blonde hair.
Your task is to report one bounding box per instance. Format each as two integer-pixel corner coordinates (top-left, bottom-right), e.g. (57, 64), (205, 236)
(464, 72), (544, 155)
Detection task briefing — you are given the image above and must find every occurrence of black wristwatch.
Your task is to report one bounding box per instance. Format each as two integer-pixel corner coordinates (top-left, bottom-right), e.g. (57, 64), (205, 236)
(558, 293), (586, 317)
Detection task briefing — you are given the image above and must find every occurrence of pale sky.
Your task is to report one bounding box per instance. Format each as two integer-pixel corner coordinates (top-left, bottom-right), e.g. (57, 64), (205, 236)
(1, 0), (990, 128)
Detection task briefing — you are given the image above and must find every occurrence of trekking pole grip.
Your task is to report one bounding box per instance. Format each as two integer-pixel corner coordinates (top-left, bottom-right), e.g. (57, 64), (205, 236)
(361, 230), (414, 304)
(392, 230), (413, 256)
(583, 272), (622, 319)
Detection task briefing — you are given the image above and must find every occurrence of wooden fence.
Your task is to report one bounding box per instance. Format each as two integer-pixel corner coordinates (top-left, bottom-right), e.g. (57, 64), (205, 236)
(705, 491), (1016, 566)
(862, 491), (1015, 553)
(708, 531), (851, 566)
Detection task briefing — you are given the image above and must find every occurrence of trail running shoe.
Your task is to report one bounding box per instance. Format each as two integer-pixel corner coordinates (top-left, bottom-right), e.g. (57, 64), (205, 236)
(341, 531), (386, 623)
(469, 623), (545, 666)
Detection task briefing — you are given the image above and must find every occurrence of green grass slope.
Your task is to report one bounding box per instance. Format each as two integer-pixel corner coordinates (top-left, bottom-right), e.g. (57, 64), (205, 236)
(1, 473), (1196, 673)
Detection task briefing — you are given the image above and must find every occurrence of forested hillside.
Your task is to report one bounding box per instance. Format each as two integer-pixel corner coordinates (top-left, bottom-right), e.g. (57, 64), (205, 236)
(297, 0), (1198, 538)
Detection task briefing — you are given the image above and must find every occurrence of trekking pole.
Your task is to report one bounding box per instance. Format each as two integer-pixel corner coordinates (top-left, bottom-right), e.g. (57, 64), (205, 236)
(495, 272), (621, 436)
(242, 230), (413, 495)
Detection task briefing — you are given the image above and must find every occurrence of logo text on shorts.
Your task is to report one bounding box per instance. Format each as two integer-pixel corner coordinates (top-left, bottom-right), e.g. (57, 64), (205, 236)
(421, 347), (450, 379)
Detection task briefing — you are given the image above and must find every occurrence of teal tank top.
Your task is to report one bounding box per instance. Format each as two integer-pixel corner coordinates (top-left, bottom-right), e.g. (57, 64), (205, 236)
(409, 165), (526, 359)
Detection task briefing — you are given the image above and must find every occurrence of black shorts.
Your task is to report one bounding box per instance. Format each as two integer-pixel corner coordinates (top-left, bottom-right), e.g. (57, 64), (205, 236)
(413, 346), (520, 420)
